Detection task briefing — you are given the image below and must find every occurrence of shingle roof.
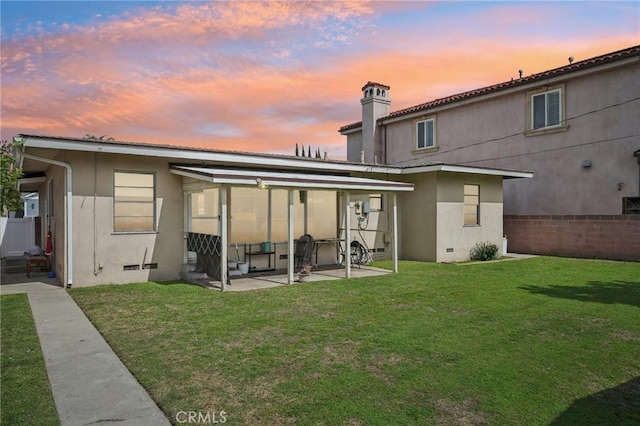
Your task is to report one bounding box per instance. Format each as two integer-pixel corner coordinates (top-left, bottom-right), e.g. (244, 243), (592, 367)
(340, 44), (640, 132)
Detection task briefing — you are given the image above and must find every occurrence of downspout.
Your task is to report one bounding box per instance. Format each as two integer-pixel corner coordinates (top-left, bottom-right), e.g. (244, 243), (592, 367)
(17, 150), (74, 288)
(634, 149), (640, 196)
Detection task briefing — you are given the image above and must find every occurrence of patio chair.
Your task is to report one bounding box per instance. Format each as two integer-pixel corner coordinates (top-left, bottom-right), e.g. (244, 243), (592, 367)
(294, 234), (315, 268)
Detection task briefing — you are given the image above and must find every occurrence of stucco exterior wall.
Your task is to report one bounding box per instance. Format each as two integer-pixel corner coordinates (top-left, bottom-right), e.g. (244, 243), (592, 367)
(435, 173), (503, 262)
(64, 151), (184, 286)
(384, 61), (639, 215)
(347, 193), (392, 261)
(41, 164), (67, 284)
(346, 132), (363, 163)
(398, 173), (437, 261)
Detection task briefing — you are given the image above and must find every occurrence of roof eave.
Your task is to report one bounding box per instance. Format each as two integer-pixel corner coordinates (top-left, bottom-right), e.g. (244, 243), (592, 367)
(402, 164), (534, 179)
(380, 53), (639, 125)
(16, 135), (403, 175)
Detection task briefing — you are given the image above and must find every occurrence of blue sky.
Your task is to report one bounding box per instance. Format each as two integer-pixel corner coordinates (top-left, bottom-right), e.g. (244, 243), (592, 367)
(1, 1), (638, 157)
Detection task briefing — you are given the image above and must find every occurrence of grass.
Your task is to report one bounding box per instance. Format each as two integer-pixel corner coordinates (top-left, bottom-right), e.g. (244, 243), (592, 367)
(1, 294), (59, 425)
(69, 257), (640, 425)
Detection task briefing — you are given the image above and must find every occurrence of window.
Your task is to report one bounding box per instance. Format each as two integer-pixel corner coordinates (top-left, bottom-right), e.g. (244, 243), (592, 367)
(463, 184), (480, 226)
(114, 171), (156, 232)
(530, 88), (562, 130)
(416, 118), (435, 149)
(368, 194), (383, 212)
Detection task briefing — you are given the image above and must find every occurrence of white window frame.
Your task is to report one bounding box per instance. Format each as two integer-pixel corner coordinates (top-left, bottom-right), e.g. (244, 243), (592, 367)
(415, 117), (436, 150)
(113, 171), (156, 233)
(463, 184), (480, 226)
(527, 84), (566, 133)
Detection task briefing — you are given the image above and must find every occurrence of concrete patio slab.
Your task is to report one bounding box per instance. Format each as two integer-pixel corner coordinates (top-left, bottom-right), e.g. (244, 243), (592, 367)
(191, 265), (392, 291)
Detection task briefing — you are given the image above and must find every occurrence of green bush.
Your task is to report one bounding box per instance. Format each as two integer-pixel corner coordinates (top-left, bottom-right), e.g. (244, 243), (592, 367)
(470, 241), (499, 261)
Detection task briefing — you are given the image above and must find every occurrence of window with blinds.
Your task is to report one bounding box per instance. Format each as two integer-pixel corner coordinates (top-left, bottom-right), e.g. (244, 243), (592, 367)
(114, 171), (156, 232)
(463, 184), (480, 226)
(531, 88), (562, 130)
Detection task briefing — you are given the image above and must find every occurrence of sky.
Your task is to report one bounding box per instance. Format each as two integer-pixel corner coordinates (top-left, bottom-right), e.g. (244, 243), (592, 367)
(1, 1), (639, 159)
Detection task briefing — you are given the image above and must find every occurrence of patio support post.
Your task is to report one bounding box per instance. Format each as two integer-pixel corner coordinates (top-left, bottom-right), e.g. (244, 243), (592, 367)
(267, 189), (272, 243)
(303, 191), (308, 235)
(183, 192), (189, 265)
(220, 186), (228, 291)
(287, 189), (295, 284)
(392, 192), (399, 273)
(344, 191), (351, 278)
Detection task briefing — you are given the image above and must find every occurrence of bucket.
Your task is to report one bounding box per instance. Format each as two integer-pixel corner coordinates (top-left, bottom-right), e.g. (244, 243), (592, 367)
(228, 261), (238, 270)
(238, 262), (249, 274)
(261, 241), (271, 253)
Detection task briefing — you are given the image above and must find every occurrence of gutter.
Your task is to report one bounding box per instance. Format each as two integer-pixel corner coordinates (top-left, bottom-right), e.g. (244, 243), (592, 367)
(14, 142), (74, 288)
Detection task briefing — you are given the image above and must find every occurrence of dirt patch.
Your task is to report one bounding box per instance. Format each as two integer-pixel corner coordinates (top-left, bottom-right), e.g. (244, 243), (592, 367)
(322, 341), (362, 368)
(432, 398), (492, 426)
(611, 330), (640, 342)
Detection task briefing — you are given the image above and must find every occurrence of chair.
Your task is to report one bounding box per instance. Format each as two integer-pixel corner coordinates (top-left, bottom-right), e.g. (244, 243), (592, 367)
(26, 256), (50, 278)
(294, 234), (314, 268)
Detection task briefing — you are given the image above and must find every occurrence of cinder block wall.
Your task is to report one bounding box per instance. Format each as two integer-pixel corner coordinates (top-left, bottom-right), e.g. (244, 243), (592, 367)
(504, 215), (640, 261)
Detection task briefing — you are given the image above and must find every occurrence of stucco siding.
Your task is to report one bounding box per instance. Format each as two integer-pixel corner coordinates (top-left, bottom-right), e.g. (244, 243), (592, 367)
(435, 173), (503, 262)
(346, 132), (363, 163)
(398, 173), (437, 261)
(65, 151), (184, 286)
(384, 61), (639, 216)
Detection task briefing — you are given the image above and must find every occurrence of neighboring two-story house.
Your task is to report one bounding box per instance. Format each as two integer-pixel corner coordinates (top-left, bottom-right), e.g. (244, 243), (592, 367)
(340, 45), (640, 261)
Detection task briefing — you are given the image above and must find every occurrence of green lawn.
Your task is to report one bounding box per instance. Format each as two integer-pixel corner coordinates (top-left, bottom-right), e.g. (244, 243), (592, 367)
(1, 294), (59, 426)
(69, 257), (640, 425)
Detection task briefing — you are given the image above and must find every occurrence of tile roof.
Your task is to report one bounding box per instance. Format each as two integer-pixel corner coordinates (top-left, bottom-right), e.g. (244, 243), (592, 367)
(340, 44), (640, 132)
(361, 81), (391, 91)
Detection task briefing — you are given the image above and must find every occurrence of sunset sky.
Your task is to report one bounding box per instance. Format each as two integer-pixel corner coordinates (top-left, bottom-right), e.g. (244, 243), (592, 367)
(2, 1), (638, 159)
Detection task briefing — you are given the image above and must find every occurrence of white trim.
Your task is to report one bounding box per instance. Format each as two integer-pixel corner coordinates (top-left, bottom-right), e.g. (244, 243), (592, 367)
(416, 117), (436, 150)
(170, 166), (415, 192)
(287, 190), (295, 284)
(17, 176), (46, 188)
(17, 136), (402, 175)
(401, 164), (534, 179)
(344, 191), (351, 279)
(220, 187), (228, 291)
(392, 193), (398, 273)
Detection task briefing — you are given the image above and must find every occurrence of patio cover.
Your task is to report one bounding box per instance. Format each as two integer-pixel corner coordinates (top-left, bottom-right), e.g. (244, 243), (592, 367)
(169, 165), (414, 192)
(170, 165), (413, 290)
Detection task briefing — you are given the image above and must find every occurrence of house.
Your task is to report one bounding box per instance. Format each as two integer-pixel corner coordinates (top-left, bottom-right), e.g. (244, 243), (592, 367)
(11, 132), (530, 288)
(340, 45), (640, 261)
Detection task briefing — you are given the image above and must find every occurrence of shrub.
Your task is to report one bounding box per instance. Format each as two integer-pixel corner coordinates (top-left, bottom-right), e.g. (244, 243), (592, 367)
(470, 241), (499, 261)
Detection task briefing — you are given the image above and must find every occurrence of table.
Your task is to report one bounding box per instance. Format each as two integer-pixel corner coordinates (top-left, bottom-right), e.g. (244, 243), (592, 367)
(312, 238), (345, 266)
(243, 243), (276, 272)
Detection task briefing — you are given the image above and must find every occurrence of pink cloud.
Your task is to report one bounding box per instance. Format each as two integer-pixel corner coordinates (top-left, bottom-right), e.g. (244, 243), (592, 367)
(1, 1), (638, 161)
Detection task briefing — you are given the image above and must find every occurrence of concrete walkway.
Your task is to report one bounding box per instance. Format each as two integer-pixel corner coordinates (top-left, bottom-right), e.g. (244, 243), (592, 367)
(1, 281), (170, 426)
